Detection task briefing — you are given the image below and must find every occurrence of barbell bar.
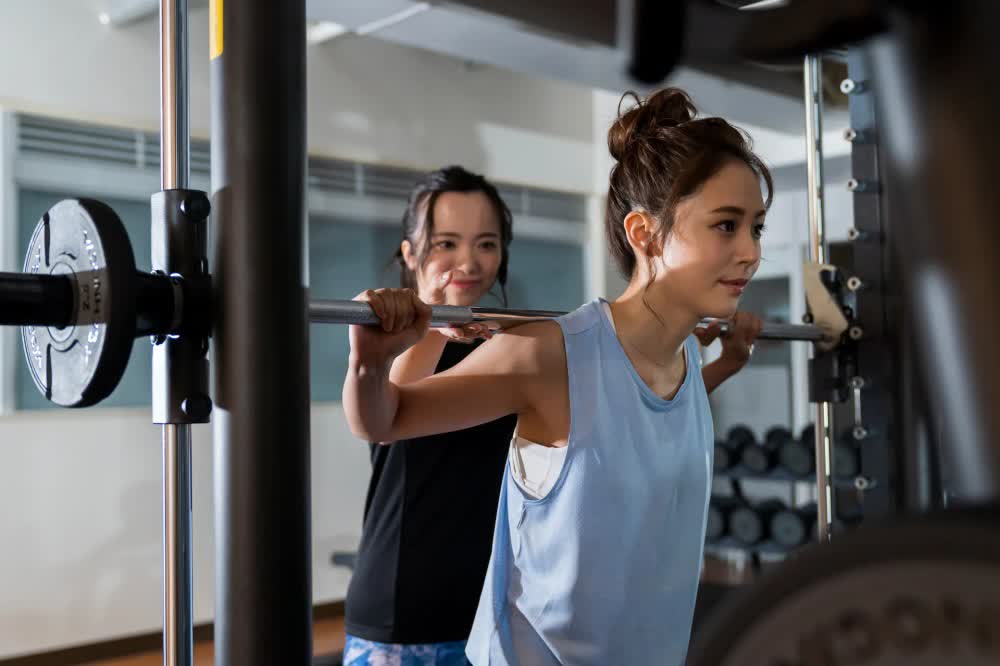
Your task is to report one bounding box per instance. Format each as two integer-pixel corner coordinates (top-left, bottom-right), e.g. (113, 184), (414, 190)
(308, 299), (826, 342)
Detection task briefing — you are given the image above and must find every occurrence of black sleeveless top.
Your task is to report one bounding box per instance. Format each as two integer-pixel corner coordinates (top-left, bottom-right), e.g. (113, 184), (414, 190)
(344, 340), (517, 644)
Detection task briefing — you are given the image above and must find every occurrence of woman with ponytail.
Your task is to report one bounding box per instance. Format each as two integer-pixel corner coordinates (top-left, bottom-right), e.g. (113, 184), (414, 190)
(344, 89), (770, 665)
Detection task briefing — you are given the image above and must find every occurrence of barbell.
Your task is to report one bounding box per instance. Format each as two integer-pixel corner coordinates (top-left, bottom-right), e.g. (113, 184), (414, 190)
(1, 198), (826, 408)
(308, 301), (824, 341)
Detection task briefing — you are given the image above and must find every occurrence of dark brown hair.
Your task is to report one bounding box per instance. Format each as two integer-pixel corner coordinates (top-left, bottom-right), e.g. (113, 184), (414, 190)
(606, 88), (774, 279)
(393, 165), (513, 305)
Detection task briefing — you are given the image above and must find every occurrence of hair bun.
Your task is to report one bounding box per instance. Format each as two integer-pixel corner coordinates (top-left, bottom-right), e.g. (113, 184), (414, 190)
(608, 88), (698, 161)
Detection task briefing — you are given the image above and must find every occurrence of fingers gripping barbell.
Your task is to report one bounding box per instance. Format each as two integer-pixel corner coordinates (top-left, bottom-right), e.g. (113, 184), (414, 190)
(2, 198), (828, 408)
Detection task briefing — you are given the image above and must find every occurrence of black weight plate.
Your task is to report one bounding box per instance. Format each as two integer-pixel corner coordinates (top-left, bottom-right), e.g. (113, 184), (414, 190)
(688, 506), (1000, 665)
(21, 199), (136, 407)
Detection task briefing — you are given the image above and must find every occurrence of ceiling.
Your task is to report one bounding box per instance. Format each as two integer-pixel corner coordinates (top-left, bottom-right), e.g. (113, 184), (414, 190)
(102, 0), (850, 133)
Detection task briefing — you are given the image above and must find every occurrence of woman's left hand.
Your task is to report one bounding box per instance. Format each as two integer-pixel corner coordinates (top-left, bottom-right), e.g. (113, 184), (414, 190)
(421, 270), (496, 344)
(694, 311), (763, 370)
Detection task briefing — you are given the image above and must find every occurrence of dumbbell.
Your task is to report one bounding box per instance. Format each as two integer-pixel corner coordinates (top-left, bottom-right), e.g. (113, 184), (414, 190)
(781, 424), (860, 479)
(714, 439), (739, 471)
(706, 495), (741, 542)
(778, 424), (815, 478)
(716, 425), (755, 472)
(729, 499), (786, 546)
(740, 427), (780, 474)
(769, 502), (818, 549)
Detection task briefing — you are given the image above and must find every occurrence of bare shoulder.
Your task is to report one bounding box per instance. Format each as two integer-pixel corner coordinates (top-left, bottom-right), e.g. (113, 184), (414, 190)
(490, 320), (566, 376)
(443, 320), (565, 376)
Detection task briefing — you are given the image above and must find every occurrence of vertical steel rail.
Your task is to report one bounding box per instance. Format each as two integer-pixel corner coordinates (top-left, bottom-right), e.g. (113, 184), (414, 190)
(804, 53), (834, 541)
(159, 1), (193, 665)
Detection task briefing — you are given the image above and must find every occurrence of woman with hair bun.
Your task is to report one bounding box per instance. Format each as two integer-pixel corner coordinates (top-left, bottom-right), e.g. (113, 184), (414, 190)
(343, 88), (771, 665)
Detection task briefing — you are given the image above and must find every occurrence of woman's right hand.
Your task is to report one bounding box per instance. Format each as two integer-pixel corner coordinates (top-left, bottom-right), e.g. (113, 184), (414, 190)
(349, 288), (432, 363)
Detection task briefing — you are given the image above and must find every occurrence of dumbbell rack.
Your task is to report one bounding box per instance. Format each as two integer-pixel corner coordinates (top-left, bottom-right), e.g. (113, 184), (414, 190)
(705, 49), (898, 566)
(709, 446), (867, 555)
(707, 427), (816, 558)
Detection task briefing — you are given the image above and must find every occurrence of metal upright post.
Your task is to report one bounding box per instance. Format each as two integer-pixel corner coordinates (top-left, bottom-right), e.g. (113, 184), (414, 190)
(210, 0), (312, 664)
(157, 1), (196, 665)
(803, 53), (834, 541)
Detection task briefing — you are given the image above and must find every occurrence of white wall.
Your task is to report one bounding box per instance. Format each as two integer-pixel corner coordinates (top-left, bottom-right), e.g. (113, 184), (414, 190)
(306, 37), (595, 193)
(0, 1), (595, 194)
(0, 404), (370, 657)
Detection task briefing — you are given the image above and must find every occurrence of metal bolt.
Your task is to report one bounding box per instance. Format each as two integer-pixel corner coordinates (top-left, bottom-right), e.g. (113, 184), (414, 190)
(847, 276), (864, 292)
(844, 127), (872, 144)
(847, 227), (865, 242)
(853, 425), (869, 440)
(843, 128), (872, 144)
(846, 178), (876, 193)
(841, 78), (867, 95)
(180, 192), (211, 220)
(849, 325), (864, 341)
(850, 376), (866, 390)
(854, 475), (876, 491)
(181, 394), (213, 420)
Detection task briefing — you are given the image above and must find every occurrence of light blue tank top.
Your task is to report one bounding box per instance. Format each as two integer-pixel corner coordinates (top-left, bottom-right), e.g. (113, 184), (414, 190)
(466, 299), (714, 665)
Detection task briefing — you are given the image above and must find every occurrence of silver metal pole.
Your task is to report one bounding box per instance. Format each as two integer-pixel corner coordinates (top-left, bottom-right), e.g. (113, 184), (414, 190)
(159, 1), (193, 664)
(161, 0), (189, 191)
(804, 53), (833, 542)
(307, 299), (827, 342)
(163, 423), (193, 666)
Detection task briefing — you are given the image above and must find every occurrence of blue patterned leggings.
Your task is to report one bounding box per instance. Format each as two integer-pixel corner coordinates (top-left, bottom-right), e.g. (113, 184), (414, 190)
(343, 635), (472, 666)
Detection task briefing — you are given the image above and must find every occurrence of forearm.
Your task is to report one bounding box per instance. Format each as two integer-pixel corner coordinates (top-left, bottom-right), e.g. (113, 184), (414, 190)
(701, 358), (742, 394)
(390, 330), (450, 385)
(343, 355), (401, 442)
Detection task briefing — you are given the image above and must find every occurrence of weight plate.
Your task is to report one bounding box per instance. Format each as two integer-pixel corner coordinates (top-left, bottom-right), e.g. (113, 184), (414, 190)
(689, 506), (1000, 665)
(21, 199), (136, 407)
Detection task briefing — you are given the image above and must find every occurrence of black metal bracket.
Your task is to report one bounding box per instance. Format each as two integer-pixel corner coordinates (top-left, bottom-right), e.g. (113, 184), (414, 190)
(151, 189), (212, 424)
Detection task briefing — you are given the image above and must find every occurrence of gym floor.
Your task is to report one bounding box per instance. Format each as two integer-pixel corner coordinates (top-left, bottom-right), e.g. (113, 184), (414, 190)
(91, 617), (345, 666)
